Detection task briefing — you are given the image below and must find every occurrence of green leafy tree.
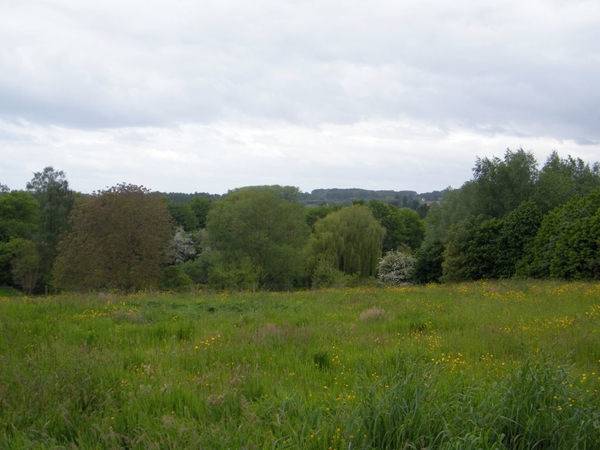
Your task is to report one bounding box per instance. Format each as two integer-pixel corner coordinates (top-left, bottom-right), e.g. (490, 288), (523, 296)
(205, 187), (309, 290)
(306, 205), (385, 278)
(189, 196), (212, 228)
(413, 240), (444, 284)
(496, 201), (543, 278)
(0, 191), (39, 242)
(422, 183), (479, 247)
(464, 217), (504, 280)
(166, 201), (199, 231)
(519, 189), (600, 280)
(441, 217), (503, 283)
(416, 202), (430, 219)
(160, 265), (194, 292)
(54, 184), (174, 291)
(9, 238), (40, 294)
(533, 151), (600, 214)
(367, 200), (425, 251)
(26, 167), (75, 288)
(0, 191), (39, 286)
(306, 204), (343, 230)
(472, 148), (538, 218)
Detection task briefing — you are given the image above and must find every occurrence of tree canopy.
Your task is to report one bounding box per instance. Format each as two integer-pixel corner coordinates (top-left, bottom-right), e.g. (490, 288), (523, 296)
(54, 184), (174, 291)
(26, 167), (75, 288)
(205, 187), (309, 289)
(306, 205), (385, 278)
(0, 191), (39, 287)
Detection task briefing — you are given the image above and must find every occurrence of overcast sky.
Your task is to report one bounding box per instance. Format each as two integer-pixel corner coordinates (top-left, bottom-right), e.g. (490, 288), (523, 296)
(1, 0), (599, 195)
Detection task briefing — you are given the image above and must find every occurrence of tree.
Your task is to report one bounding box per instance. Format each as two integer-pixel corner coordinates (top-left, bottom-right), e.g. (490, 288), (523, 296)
(441, 216), (503, 283)
(205, 187), (309, 289)
(422, 183), (479, 248)
(54, 184), (174, 291)
(367, 200), (425, 251)
(496, 201), (542, 278)
(413, 240), (444, 284)
(0, 191), (39, 242)
(533, 151), (600, 214)
(519, 188), (600, 280)
(306, 203), (343, 230)
(189, 196), (212, 228)
(0, 191), (39, 287)
(166, 201), (199, 231)
(26, 167), (75, 288)
(9, 238), (40, 294)
(171, 227), (201, 264)
(306, 205), (385, 278)
(377, 250), (416, 286)
(472, 148), (538, 218)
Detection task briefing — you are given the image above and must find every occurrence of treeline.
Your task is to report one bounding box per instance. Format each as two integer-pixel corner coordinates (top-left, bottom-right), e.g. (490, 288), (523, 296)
(416, 149), (600, 284)
(158, 188), (444, 208)
(1, 148), (599, 294)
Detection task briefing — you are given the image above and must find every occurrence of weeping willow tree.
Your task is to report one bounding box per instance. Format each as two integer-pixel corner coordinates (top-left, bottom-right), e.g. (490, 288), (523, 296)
(307, 205), (385, 277)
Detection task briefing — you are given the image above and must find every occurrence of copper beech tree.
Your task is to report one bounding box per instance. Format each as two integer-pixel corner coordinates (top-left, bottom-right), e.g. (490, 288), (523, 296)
(54, 183), (174, 291)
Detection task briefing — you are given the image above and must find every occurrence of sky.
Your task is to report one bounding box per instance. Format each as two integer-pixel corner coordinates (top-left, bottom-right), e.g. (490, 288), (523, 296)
(1, 0), (599, 195)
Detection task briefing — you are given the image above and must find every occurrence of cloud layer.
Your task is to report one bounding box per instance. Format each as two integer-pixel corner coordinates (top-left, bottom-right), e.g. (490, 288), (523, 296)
(1, 0), (599, 193)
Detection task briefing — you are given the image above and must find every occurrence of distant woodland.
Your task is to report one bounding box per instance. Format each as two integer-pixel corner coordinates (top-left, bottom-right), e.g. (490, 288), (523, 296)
(1, 148), (599, 294)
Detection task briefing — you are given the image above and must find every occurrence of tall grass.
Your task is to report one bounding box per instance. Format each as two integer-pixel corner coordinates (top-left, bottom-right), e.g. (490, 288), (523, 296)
(1, 281), (599, 448)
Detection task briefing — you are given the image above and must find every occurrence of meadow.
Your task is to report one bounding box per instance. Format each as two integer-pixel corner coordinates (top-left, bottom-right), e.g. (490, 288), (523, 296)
(1, 281), (599, 449)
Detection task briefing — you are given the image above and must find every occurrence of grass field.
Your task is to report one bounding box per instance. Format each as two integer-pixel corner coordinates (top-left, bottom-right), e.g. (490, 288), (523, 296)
(1, 281), (599, 449)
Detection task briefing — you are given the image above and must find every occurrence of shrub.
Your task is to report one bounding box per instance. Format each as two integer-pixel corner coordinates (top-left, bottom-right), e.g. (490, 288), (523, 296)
(160, 265), (194, 292)
(310, 258), (348, 289)
(377, 250), (415, 286)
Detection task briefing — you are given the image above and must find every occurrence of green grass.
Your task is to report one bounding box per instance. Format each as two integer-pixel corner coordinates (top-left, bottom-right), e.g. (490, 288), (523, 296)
(1, 281), (599, 449)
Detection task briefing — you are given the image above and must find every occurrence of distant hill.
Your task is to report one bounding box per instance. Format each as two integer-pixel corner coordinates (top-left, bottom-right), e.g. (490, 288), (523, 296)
(158, 188), (444, 206)
(300, 188), (443, 207)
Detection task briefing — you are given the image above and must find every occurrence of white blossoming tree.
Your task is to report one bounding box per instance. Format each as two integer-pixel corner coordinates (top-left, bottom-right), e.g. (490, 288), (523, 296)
(377, 250), (415, 286)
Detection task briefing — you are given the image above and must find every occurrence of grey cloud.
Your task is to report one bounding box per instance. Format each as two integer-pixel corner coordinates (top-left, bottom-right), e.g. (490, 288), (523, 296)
(1, 0), (600, 195)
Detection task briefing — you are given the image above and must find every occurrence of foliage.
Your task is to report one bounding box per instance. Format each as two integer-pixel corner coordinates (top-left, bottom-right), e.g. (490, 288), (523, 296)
(305, 188), (419, 206)
(206, 187), (309, 290)
(377, 250), (416, 286)
(441, 208), (540, 283)
(170, 227), (201, 264)
(368, 200), (425, 251)
(26, 167), (75, 288)
(310, 257), (348, 289)
(472, 148), (538, 218)
(0, 191), (39, 242)
(533, 151), (600, 214)
(8, 238), (40, 294)
(305, 203), (343, 230)
(166, 201), (198, 231)
(425, 150), (600, 283)
(160, 265), (194, 292)
(306, 204), (385, 278)
(189, 195), (212, 228)
(440, 219), (476, 283)
(179, 250), (219, 285)
(495, 201), (542, 278)
(422, 183), (479, 247)
(413, 240), (445, 284)
(0, 191), (39, 286)
(441, 216), (506, 282)
(519, 188), (600, 280)
(207, 257), (261, 291)
(54, 183), (174, 291)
